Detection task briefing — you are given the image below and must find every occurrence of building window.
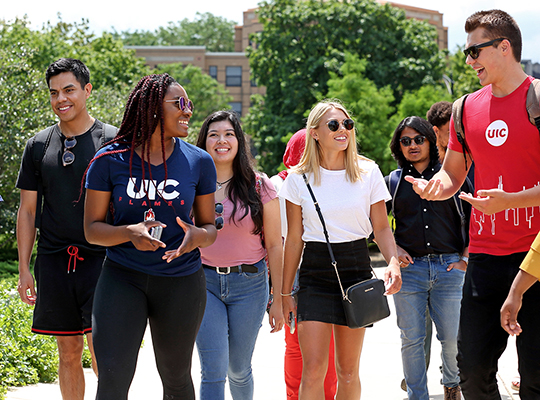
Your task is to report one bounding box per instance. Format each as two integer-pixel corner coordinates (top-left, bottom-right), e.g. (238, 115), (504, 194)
(229, 102), (242, 117)
(209, 66), (217, 80)
(226, 66), (242, 87)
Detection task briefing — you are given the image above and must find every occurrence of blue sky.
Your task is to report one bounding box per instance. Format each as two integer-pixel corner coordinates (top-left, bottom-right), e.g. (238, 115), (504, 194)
(2, 0), (538, 62)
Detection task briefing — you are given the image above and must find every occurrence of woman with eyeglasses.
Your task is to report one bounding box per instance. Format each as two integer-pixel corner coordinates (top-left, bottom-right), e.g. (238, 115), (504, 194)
(84, 73), (217, 399)
(194, 110), (284, 400)
(280, 100), (402, 399)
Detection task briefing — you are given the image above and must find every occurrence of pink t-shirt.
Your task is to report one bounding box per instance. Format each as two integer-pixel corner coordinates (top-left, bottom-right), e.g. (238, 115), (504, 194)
(448, 76), (540, 255)
(201, 175), (277, 267)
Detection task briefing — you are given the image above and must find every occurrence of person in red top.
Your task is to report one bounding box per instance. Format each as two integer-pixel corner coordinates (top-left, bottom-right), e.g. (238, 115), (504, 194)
(405, 10), (540, 399)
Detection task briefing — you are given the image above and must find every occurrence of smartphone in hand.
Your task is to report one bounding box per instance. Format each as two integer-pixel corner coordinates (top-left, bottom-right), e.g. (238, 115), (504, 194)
(289, 311), (296, 334)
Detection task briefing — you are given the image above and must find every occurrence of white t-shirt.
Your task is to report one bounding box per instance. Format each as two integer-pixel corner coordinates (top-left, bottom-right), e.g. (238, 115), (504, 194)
(279, 159), (390, 243)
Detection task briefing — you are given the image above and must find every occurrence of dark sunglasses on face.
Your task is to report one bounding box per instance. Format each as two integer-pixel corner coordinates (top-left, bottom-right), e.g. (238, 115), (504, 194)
(399, 135), (426, 147)
(327, 118), (354, 132)
(62, 137), (77, 167)
(215, 202), (224, 231)
(463, 37), (508, 60)
(164, 97), (194, 113)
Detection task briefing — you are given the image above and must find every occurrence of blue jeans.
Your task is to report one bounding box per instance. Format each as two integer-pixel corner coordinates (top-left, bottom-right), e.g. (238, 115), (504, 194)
(196, 259), (268, 400)
(394, 253), (465, 400)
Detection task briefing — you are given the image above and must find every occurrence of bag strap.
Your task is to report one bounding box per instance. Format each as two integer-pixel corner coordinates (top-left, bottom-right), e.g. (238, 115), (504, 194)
(526, 78), (540, 134)
(388, 168), (402, 218)
(32, 126), (55, 229)
(452, 94), (471, 170)
(301, 173), (374, 302)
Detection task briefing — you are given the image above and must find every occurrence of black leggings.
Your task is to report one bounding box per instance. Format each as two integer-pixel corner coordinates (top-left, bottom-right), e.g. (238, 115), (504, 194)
(92, 259), (206, 400)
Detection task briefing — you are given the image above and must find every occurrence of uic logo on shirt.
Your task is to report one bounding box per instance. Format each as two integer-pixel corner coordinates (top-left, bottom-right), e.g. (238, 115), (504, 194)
(126, 178), (180, 200)
(485, 120), (508, 147)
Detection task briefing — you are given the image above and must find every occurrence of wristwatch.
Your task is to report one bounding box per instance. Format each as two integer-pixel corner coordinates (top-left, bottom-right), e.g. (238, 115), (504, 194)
(460, 256), (469, 265)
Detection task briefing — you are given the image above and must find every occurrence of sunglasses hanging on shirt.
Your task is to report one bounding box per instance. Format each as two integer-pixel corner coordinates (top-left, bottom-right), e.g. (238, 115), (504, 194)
(62, 137), (77, 167)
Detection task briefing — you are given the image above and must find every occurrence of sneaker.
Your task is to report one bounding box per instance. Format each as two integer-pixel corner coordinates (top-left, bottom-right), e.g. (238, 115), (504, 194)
(444, 385), (462, 400)
(400, 378), (407, 391)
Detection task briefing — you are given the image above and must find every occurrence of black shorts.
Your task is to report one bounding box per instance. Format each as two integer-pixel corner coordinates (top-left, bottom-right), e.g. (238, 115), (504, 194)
(297, 239), (372, 326)
(32, 247), (104, 336)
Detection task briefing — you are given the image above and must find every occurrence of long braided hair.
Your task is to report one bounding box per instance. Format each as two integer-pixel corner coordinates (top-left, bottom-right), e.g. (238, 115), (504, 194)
(83, 74), (177, 198)
(196, 110), (264, 237)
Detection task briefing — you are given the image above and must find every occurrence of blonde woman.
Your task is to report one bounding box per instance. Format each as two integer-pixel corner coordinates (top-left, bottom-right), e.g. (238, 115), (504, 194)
(280, 100), (401, 399)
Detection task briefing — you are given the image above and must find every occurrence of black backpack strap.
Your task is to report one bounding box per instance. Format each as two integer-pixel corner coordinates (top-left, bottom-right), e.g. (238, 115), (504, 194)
(452, 176), (473, 251)
(100, 123), (118, 147)
(452, 94), (471, 170)
(32, 126), (55, 229)
(526, 78), (540, 134)
(388, 169), (402, 218)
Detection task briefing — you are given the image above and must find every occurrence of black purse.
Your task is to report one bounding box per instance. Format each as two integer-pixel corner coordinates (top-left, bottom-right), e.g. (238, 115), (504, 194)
(302, 174), (391, 329)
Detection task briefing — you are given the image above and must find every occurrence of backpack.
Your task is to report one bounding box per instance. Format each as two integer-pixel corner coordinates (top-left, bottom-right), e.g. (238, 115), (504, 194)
(388, 168), (470, 249)
(32, 122), (117, 228)
(452, 78), (540, 168)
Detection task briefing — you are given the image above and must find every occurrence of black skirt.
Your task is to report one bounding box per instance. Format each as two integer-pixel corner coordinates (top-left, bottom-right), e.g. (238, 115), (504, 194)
(297, 239), (373, 326)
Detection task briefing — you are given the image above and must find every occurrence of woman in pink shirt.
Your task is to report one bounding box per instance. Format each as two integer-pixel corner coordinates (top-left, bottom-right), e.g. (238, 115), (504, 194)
(195, 110), (284, 400)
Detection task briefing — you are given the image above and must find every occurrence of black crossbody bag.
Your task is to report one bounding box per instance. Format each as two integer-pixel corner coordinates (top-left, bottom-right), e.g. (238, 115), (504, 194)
(302, 173), (390, 329)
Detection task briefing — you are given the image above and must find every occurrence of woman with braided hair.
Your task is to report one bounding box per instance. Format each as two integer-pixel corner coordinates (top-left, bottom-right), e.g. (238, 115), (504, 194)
(84, 73), (217, 399)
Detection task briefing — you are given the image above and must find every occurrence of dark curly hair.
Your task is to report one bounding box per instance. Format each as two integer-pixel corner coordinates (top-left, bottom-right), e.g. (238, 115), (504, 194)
(426, 101), (452, 129)
(82, 73), (178, 201)
(389, 116), (439, 169)
(196, 110), (264, 237)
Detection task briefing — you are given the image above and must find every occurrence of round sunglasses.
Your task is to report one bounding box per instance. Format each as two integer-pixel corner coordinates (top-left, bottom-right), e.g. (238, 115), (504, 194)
(463, 37), (508, 60)
(399, 135), (426, 147)
(215, 202), (224, 231)
(327, 118), (354, 132)
(62, 137), (77, 167)
(164, 97), (194, 113)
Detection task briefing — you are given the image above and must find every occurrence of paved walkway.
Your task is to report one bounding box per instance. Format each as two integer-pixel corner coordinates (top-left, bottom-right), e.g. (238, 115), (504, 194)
(7, 266), (521, 399)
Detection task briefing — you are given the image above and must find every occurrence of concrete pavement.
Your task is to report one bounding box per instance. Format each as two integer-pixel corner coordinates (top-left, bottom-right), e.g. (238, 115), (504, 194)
(6, 265), (521, 399)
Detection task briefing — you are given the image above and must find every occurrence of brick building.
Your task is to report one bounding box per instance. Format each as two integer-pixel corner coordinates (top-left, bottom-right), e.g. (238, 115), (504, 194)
(127, 2), (448, 117)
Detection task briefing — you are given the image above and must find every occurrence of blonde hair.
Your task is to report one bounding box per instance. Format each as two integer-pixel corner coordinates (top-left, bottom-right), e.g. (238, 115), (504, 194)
(294, 100), (370, 185)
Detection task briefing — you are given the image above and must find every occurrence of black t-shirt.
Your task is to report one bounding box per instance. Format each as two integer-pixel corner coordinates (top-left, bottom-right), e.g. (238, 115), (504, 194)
(16, 120), (113, 255)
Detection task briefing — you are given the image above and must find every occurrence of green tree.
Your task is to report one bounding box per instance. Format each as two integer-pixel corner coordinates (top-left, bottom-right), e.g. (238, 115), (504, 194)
(154, 63), (233, 142)
(445, 45), (482, 99)
(326, 53), (396, 174)
(113, 12), (236, 52)
(0, 44), (52, 247)
(0, 18), (145, 249)
(394, 84), (452, 124)
(247, 0), (446, 173)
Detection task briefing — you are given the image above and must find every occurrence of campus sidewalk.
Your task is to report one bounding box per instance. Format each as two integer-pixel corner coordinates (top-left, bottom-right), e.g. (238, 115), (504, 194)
(7, 265), (521, 400)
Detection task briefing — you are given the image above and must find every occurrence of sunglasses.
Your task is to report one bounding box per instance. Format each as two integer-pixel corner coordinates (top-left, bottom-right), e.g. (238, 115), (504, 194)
(463, 38), (508, 60)
(62, 137), (77, 167)
(327, 118), (354, 132)
(215, 202), (224, 231)
(164, 97), (194, 113)
(399, 135), (426, 147)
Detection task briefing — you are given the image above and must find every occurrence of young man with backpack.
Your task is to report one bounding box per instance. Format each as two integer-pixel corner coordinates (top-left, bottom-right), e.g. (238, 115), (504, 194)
(406, 10), (540, 399)
(16, 58), (116, 400)
(387, 116), (472, 400)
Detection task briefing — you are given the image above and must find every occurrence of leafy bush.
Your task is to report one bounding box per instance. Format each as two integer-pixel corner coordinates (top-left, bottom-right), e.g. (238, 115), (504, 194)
(0, 278), (58, 394)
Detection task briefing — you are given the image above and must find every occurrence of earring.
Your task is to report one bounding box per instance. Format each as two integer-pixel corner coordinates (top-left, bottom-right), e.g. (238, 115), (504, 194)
(154, 114), (157, 119)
